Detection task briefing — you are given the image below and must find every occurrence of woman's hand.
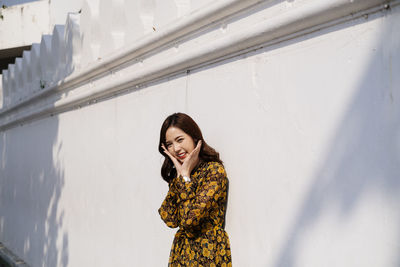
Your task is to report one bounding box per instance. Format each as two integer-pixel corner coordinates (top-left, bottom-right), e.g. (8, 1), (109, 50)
(180, 140), (201, 177)
(161, 140), (202, 178)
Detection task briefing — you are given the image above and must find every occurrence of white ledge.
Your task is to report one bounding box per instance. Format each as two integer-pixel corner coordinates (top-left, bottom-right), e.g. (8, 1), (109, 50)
(0, 0), (395, 130)
(0, 0), (265, 115)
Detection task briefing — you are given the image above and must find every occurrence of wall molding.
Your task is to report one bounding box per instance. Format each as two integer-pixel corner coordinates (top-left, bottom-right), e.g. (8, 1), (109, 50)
(0, 0), (395, 131)
(0, 0), (266, 114)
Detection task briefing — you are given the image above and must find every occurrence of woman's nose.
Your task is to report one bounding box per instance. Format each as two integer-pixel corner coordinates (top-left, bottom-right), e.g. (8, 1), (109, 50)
(173, 143), (181, 152)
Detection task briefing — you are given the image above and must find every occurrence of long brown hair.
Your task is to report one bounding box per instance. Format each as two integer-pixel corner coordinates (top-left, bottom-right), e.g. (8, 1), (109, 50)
(158, 113), (222, 183)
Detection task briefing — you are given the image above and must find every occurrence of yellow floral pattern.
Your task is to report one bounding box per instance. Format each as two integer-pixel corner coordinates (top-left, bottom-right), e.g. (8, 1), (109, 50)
(159, 161), (232, 266)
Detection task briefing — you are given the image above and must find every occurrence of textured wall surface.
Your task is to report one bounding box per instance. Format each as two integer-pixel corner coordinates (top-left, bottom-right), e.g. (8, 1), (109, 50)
(0, 1), (50, 50)
(0, 0), (83, 51)
(0, 0), (399, 266)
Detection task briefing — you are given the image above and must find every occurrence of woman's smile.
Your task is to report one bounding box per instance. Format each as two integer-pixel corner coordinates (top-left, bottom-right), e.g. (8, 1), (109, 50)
(165, 126), (196, 163)
(177, 152), (187, 160)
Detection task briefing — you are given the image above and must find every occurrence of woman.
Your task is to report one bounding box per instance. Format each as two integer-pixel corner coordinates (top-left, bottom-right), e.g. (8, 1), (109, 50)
(158, 113), (232, 267)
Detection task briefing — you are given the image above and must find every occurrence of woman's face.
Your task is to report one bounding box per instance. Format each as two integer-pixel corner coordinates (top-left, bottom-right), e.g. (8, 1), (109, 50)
(165, 126), (196, 163)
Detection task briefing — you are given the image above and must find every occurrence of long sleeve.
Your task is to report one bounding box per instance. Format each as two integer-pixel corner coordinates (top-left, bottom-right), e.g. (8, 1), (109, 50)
(158, 182), (179, 228)
(172, 162), (227, 229)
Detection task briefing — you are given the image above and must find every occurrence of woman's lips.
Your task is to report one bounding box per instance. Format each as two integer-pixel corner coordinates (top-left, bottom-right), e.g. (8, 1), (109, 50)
(177, 153), (186, 160)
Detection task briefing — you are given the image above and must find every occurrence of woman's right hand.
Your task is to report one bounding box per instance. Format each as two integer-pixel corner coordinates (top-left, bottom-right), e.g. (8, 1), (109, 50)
(161, 144), (183, 176)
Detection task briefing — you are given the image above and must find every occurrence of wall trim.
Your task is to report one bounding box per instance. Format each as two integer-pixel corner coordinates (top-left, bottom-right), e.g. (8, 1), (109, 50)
(0, 0), (266, 115)
(0, 0), (394, 131)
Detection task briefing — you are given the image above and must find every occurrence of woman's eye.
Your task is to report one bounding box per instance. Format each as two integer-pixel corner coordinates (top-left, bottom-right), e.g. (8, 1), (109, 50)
(177, 138), (183, 143)
(166, 143), (172, 148)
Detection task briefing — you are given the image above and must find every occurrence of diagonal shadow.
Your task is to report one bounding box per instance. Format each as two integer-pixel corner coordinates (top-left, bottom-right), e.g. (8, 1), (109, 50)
(274, 5), (400, 267)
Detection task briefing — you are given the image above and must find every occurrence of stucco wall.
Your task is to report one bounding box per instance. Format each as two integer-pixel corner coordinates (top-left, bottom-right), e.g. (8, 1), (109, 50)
(0, 0), (83, 51)
(0, 0), (399, 266)
(0, 1), (50, 50)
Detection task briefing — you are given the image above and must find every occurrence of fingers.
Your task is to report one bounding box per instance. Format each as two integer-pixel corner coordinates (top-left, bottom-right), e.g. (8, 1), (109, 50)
(161, 144), (181, 168)
(161, 144), (171, 157)
(185, 140), (201, 162)
(161, 144), (175, 161)
(195, 140), (202, 149)
(191, 140), (202, 156)
(161, 144), (169, 155)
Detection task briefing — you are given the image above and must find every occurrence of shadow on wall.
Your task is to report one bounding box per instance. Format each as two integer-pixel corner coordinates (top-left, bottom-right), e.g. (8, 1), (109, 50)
(0, 115), (68, 266)
(274, 6), (400, 267)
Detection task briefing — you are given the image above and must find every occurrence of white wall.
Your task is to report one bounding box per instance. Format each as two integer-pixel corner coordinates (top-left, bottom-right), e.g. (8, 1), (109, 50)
(0, 0), (83, 50)
(0, 0), (399, 266)
(49, 0), (83, 25)
(0, 1), (50, 50)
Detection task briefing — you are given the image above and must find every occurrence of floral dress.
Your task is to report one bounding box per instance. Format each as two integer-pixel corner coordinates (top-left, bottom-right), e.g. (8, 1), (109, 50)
(159, 161), (232, 267)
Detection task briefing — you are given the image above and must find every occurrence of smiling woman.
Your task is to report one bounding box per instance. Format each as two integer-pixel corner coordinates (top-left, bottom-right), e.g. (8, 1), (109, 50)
(165, 126), (195, 164)
(158, 113), (232, 266)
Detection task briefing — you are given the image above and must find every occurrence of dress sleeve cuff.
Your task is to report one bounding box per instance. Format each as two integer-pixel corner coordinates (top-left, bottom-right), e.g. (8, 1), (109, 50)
(172, 175), (197, 200)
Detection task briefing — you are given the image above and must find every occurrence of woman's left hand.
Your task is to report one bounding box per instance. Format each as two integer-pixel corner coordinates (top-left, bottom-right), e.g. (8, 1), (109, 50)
(180, 140), (202, 177)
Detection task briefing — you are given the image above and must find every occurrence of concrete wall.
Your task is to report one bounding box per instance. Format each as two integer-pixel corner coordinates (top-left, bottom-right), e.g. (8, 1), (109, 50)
(0, 0), (399, 266)
(0, 0), (83, 50)
(0, 1), (50, 50)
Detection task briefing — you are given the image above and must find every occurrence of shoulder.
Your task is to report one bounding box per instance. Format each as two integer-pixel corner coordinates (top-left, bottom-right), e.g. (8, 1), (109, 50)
(205, 161), (227, 178)
(206, 161), (224, 170)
